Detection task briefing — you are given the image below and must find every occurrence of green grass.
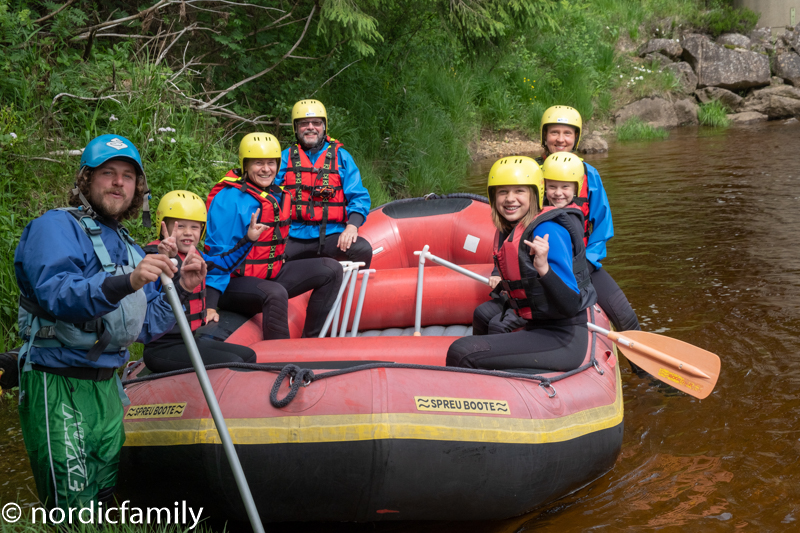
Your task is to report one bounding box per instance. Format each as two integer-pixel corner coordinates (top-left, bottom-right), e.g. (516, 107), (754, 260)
(698, 100), (731, 128)
(616, 116), (670, 141)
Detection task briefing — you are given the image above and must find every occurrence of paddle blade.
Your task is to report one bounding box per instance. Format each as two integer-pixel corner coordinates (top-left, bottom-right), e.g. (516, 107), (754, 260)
(610, 330), (721, 399)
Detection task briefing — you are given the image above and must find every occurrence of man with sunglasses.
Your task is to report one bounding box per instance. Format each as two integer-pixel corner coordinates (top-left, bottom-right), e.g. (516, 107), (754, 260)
(276, 99), (373, 267)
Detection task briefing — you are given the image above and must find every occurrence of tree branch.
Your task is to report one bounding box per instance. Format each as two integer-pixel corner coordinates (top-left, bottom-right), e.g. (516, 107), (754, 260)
(70, 0), (178, 41)
(310, 59), (362, 97)
(51, 93), (121, 107)
(203, 5), (316, 107)
(34, 0), (77, 24)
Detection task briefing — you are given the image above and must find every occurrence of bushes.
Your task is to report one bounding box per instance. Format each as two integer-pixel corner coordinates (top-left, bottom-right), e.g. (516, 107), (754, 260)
(691, 2), (760, 38)
(616, 117), (670, 141)
(698, 100), (731, 127)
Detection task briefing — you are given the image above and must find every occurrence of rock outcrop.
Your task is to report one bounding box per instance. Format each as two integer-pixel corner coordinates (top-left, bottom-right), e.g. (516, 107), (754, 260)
(577, 132), (608, 154)
(614, 97), (678, 128)
(674, 99), (699, 125)
(727, 112), (768, 124)
(638, 38), (683, 60)
(716, 33), (750, 49)
(681, 33), (770, 90)
(694, 87), (743, 111)
(773, 53), (800, 87)
(665, 62), (698, 93)
(738, 85), (800, 119)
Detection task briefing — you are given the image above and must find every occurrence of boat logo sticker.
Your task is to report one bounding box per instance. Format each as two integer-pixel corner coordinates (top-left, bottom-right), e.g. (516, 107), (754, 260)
(658, 368), (702, 393)
(463, 234), (480, 253)
(415, 396), (510, 415)
(124, 403), (187, 419)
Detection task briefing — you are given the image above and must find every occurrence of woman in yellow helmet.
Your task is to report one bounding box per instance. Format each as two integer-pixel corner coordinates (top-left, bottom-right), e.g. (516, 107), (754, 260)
(205, 133), (343, 340)
(446, 156), (596, 371)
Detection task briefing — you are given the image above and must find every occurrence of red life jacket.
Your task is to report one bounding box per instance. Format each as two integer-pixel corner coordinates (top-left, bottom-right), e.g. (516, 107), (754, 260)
(493, 205), (595, 321)
(147, 242), (206, 332)
(282, 137), (347, 249)
(205, 170), (291, 281)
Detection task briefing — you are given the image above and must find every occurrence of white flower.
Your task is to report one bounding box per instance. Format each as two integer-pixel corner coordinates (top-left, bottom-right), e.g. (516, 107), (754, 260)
(158, 127), (166, 132)
(170, 138), (176, 143)
(148, 138), (154, 142)
(9, 132), (17, 139)
(620, 74), (623, 78)
(109, 114), (118, 122)
(168, 127), (176, 132)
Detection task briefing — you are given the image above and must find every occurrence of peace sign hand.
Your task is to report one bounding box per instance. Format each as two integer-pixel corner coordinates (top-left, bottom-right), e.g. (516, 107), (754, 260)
(247, 208), (267, 241)
(158, 221), (179, 258)
(523, 233), (550, 277)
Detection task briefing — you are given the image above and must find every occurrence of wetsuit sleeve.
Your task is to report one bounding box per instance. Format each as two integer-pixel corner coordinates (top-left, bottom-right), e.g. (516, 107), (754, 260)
(274, 148), (290, 187)
(205, 186), (254, 294)
(533, 221), (582, 317)
(206, 286), (222, 310)
(337, 148), (371, 226)
(584, 163), (614, 269)
(14, 212), (119, 323)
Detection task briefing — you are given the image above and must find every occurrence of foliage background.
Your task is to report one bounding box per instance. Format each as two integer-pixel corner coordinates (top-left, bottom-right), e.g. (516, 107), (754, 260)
(0, 0), (758, 349)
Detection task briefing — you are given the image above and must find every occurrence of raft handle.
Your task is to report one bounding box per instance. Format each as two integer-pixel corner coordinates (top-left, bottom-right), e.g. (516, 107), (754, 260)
(289, 374), (312, 387)
(593, 359), (604, 376)
(539, 381), (557, 398)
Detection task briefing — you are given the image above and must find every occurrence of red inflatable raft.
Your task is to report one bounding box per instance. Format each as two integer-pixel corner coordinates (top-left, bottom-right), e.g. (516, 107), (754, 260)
(118, 195), (623, 522)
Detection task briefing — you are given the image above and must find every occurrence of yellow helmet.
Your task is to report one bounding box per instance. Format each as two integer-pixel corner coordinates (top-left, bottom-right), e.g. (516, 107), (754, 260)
(540, 105), (583, 150)
(239, 132), (281, 172)
(541, 153), (585, 198)
(291, 99), (327, 133)
(155, 190), (208, 240)
(487, 156), (544, 210)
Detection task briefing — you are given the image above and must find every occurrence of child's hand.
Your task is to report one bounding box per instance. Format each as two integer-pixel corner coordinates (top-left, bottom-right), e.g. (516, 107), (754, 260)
(488, 276), (501, 289)
(206, 308), (220, 323)
(523, 234), (550, 277)
(247, 208), (267, 241)
(158, 221), (178, 258)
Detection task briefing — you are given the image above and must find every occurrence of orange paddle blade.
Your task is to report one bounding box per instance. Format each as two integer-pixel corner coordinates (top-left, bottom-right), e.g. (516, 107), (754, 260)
(607, 330), (721, 399)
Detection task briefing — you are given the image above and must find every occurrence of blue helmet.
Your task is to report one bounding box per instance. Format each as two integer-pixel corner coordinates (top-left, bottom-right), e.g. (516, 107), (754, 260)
(80, 134), (145, 177)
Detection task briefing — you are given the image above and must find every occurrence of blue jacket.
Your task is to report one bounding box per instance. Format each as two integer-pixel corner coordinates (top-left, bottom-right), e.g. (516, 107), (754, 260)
(15, 210), (177, 369)
(584, 162), (614, 269)
(534, 221), (578, 293)
(204, 184), (276, 295)
(275, 141), (371, 238)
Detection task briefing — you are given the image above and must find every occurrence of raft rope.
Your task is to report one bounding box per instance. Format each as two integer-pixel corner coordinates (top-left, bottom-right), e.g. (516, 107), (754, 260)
(122, 309), (605, 408)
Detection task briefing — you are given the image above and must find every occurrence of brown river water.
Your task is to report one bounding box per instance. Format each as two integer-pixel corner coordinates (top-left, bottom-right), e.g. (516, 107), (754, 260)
(3, 120), (800, 531)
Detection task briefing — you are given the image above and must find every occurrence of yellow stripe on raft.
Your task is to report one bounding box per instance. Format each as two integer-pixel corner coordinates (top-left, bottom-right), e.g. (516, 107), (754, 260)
(124, 367), (622, 447)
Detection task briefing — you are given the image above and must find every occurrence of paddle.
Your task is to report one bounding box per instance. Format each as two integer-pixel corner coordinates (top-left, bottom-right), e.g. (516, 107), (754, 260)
(586, 323), (720, 399)
(158, 254), (265, 533)
(415, 248), (721, 399)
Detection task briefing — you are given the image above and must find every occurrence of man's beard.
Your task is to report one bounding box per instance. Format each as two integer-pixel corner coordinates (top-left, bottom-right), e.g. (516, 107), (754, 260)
(297, 126), (326, 151)
(89, 188), (131, 220)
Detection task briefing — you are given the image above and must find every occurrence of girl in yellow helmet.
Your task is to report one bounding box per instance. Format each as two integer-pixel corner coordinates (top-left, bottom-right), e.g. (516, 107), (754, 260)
(447, 156), (596, 372)
(539, 107), (643, 377)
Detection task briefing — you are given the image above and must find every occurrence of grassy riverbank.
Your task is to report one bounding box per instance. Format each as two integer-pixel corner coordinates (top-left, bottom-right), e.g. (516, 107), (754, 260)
(0, 0), (757, 348)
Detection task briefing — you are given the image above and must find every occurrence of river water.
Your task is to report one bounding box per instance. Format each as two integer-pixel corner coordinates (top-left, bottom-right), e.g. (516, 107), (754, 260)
(3, 120), (800, 531)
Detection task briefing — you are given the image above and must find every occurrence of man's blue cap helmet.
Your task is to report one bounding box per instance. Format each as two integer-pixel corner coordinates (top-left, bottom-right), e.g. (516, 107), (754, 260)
(80, 134), (146, 177)
(77, 134), (152, 226)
